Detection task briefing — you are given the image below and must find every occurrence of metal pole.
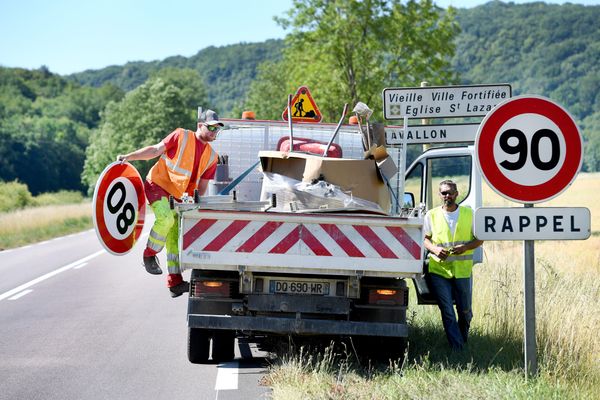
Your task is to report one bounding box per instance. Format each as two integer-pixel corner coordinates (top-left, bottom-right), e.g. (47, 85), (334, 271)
(420, 81), (431, 153)
(523, 203), (537, 378)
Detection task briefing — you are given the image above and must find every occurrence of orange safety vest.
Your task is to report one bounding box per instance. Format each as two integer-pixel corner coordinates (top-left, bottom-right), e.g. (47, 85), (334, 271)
(148, 129), (218, 199)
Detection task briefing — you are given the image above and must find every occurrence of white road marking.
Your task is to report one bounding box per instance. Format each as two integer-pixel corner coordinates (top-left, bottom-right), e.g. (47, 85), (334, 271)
(8, 289), (33, 300)
(73, 262), (88, 270)
(0, 250), (105, 302)
(214, 361), (239, 391)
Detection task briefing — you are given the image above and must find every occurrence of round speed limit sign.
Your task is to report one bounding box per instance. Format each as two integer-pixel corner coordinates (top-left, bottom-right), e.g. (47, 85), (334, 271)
(93, 162), (146, 255)
(475, 95), (582, 203)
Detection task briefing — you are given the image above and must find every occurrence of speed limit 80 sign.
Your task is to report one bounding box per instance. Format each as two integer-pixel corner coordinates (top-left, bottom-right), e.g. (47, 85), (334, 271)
(475, 95), (582, 203)
(93, 162), (146, 255)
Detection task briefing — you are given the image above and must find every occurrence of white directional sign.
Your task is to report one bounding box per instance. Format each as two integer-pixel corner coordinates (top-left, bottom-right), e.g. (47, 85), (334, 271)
(383, 84), (511, 119)
(475, 95), (583, 203)
(385, 123), (479, 145)
(474, 207), (591, 240)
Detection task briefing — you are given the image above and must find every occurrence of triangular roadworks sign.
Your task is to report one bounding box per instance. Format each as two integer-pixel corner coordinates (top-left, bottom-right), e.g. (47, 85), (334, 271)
(282, 86), (322, 123)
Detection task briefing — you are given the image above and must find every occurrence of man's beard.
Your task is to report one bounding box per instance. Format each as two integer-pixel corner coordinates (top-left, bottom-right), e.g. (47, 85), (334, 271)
(444, 199), (455, 207)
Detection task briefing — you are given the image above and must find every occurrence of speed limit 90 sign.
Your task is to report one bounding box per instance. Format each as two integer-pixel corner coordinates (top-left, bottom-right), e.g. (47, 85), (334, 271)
(475, 95), (582, 203)
(93, 162), (146, 255)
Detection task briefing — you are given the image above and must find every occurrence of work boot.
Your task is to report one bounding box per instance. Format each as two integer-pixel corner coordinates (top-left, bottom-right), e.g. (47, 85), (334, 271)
(169, 281), (190, 298)
(142, 256), (162, 275)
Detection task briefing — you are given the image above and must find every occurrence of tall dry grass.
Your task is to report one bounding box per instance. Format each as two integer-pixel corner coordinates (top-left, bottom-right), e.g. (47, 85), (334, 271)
(476, 172), (600, 389)
(0, 203), (92, 249)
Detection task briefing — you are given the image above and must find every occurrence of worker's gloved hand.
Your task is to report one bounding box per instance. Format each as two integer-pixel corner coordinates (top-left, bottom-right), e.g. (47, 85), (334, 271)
(116, 155), (126, 163)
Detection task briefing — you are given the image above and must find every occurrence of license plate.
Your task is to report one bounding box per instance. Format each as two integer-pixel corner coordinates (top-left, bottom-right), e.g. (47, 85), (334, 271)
(270, 280), (330, 295)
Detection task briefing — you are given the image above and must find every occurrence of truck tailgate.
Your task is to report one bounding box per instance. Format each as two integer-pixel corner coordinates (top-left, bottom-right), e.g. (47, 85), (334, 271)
(180, 210), (423, 277)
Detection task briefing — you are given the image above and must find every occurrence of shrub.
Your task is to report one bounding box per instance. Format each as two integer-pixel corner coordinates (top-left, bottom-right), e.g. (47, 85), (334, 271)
(0, 180), (34, 212)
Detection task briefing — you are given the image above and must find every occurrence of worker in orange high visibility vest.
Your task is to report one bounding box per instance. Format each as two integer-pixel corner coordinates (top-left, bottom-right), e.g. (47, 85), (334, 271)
(117, 109), (221, 297)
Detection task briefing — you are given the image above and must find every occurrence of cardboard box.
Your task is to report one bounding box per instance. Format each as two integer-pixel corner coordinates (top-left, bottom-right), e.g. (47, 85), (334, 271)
(376, 156), (398, 182)
(259, 151), (391, 212)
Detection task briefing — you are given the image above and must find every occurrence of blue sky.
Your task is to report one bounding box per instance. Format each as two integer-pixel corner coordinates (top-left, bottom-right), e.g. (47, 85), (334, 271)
(0, 0), (597, 75)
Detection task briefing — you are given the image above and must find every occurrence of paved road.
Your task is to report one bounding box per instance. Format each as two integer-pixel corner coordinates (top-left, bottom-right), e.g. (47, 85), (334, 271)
(0, 226), (271, 400)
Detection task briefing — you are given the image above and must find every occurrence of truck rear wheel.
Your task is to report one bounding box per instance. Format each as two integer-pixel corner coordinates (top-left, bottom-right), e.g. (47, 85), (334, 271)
(188, 328), (211, 364)
(212, 330), (236, 362)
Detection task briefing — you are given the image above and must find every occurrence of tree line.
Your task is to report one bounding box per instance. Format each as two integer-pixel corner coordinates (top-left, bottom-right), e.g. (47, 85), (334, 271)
(0, 0), (598, 197)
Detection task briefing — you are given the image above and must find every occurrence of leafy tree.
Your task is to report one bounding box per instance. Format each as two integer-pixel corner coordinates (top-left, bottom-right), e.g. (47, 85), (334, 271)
(582, 111), (600, 172)
(245, 0), (459, 121)
(0, 115), (89, 194)
(82, 77), (195, 193)
(149, 68), (208, 120)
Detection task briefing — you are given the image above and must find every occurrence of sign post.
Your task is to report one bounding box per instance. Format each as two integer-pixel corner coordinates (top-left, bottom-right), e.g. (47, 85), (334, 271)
(474, 95), (586, 378)
(523, 203), (536, 376)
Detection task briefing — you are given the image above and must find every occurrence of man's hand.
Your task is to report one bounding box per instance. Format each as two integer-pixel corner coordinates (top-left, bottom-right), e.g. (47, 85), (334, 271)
(116, 154), (127, 162)
(435, 246), (450, 260)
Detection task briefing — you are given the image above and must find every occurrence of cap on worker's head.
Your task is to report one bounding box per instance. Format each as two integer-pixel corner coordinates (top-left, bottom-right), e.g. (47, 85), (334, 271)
(201, 109), (224, 126)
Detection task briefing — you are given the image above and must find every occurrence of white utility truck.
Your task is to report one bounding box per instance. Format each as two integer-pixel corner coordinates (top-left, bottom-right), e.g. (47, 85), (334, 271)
(177, 95), (487, 364)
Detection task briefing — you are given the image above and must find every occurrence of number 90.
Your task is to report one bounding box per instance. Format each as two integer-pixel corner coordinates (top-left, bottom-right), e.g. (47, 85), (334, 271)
(499, 128), (560, 171)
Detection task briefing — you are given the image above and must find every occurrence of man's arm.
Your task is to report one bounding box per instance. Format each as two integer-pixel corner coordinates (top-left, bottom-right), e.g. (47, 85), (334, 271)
(117, 142), (166, 162)
(451, 239), (484, 255)
(196, 178), (210, 196)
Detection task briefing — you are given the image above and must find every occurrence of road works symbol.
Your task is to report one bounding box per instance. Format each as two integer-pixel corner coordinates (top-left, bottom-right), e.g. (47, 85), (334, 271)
(93, 162), (146, 255)
(282, 86), (322, 123)
(475, 95), (582, 203)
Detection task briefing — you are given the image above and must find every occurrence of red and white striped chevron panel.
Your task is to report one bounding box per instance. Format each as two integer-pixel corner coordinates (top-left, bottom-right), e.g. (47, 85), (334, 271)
(180, 212), (423, 272)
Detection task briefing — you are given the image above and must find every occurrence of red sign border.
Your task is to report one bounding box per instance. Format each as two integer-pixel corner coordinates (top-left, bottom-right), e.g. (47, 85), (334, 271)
(476, 95), (582, 203)
(93, 162), (146, 255)
(282, 86), (323, 123)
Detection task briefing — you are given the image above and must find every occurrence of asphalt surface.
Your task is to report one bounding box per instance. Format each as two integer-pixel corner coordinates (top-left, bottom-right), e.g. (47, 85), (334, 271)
(0, 226), (271, 400)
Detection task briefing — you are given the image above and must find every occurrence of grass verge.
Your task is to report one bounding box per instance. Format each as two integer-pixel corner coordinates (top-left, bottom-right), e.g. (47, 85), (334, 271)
(0, 202), (92, 250)
(265, 172), (600, 399)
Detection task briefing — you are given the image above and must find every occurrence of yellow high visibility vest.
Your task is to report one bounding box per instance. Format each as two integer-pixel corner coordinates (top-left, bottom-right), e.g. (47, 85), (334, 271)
(428, 205), (475, 279)
(148, 129), (218, 199)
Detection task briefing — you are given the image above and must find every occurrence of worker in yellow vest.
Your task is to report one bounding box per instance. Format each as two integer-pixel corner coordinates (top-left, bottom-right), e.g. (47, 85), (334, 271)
(117, 109), (221, 297)
(423, 180), (484, 350)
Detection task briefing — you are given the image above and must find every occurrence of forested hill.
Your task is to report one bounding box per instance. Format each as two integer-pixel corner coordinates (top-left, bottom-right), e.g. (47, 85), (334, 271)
(70, 40), (284, 118)
(1, 1), (599, 197)
(452, 1), (598, 123)
(68, 2), (598, 123)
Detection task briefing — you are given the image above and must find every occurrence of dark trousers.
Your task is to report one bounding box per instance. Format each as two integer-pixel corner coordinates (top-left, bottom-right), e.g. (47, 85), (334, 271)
(429, 273), (473, 350)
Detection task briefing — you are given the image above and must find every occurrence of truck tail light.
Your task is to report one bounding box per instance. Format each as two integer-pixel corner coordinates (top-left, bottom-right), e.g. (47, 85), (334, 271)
(368, 289), (403, 306)
(192, 280), (230, 297)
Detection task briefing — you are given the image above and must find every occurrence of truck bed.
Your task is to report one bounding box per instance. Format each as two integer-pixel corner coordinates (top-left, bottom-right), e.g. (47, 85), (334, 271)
(180, 208), (424, 278)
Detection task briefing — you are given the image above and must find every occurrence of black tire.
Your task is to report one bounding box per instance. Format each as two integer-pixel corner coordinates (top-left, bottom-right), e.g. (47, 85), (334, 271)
(212, 330), (236, 362)
(188, 328), (211, 364)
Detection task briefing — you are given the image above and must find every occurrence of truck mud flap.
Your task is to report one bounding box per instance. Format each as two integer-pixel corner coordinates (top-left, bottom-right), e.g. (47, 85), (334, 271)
(188, 314), (408, 337)
(413, 260), (437, 305)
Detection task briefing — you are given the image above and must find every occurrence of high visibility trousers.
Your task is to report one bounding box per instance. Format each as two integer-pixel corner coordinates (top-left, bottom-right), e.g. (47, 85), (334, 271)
(146, 198), (181, 283)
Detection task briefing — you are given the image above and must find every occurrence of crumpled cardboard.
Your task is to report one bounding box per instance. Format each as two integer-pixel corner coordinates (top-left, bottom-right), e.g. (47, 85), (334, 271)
(259, 151), (391, 213)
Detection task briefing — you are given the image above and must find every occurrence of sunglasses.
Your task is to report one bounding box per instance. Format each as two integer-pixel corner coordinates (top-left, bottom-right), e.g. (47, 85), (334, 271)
(440, 191), (456, 196)
(205, 125), (221, 133)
